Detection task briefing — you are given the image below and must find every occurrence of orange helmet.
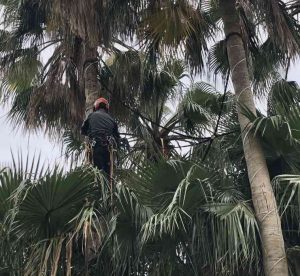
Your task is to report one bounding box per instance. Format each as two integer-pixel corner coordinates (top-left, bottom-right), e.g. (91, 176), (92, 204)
(94, 97), (109, 111)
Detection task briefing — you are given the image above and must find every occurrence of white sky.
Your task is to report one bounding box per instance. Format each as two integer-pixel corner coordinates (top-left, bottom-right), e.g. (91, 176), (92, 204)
(0, 105), (64, 166)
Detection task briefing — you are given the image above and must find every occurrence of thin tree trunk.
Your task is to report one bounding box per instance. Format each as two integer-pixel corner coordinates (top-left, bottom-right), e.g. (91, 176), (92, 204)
(72, 36), (86, 125)
(220, 1), (288, 275)
(83, 43), (100, 115)
(81, 43), (104, 275)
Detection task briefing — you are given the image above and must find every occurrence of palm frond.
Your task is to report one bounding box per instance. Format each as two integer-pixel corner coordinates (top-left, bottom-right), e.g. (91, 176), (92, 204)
(268, 79), (300, 116)
(208, 39), (230, 77)
(1, 156), (110, 275)
(129, 158), (260, 274)
(251, 38), (284, 97)
(274, 174), (300, 219)
(195, 201), (260, 275)
(242, 79), (300, 149)
(141, 0), (214, 72)
(178, 82), (232, 134)
(273, 174), (300, 256)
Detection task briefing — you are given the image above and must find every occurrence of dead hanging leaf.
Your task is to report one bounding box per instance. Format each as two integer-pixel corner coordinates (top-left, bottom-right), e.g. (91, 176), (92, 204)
(50, 237), (64, 276)
(270, 0), (300, 55)
(66, 235), (73, 276)
(252, 0), (300, 56)
(51, 0), (110, 46)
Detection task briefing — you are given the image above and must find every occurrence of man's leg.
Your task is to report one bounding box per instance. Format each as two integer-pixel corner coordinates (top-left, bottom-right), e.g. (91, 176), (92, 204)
(92, 145), (110, 175)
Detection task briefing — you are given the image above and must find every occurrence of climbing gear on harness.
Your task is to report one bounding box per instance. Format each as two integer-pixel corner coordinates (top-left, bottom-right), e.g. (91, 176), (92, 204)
(106, 136), (117, 202)
(94, 97), (109, 111)
(86, 135), (118, 177)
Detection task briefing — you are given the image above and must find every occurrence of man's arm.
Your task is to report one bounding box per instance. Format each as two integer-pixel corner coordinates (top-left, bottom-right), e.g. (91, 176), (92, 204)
(81, 117), (90, 136)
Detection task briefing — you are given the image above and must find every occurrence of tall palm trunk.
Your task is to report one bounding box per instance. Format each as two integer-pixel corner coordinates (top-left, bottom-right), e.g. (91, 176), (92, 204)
(81, 43), (101, 275)
(220, 1), (288, 275)
(83, 43), (100, 115)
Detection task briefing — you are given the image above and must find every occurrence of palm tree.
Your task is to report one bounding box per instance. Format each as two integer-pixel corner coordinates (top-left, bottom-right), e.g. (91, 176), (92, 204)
(219, 1), (300, 273)
(2, 1), (300, 274)
(249, 79), (300, 274)
(2, 74), (300, 274)
(219, 1), (288, 275)
(0, 1), (86, 134)
(41, 0), (143, 117)
(0, 0), (142, 132)
(140, 1), (300, 274)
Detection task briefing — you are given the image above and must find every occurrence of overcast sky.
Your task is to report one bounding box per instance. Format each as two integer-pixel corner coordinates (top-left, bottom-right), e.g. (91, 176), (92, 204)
(0, 59), (299, 167)
(0, 105), (63, 166)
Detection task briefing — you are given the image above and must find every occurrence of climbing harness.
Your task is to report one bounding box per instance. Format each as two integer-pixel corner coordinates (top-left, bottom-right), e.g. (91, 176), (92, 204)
(85, 134), (118, 201)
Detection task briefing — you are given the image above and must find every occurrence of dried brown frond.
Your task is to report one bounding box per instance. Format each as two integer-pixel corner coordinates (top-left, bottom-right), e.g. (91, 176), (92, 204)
(50, 0), (142, 47)
(251, 0), (300, 56)
(51, 0), (104, 46)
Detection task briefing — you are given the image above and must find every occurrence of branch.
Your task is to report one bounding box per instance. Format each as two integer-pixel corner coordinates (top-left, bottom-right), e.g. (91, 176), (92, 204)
(201, 72), (230, 161)
(97, 73), (214, 142)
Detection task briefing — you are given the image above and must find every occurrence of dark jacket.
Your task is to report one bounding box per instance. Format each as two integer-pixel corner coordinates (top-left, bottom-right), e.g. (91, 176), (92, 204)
(81, 109), (120, 144)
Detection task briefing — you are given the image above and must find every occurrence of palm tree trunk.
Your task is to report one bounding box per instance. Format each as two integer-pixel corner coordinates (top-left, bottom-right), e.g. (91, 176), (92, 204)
(83, 43), (100, 115)
(81, 43), (103, 274)
(220, 1), (288, 275)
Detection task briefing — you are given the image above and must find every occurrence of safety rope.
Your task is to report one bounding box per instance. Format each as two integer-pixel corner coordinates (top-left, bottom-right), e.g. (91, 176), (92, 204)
(109, 144), (114, 202)
(108, 136), (117, 203)
(84, 140), (93, 164)
(225, 31), (243, 42)
(160, 138), (167, 158)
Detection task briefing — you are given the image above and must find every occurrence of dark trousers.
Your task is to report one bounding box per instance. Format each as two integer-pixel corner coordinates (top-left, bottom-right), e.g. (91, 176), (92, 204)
(92, 144), (110, 175)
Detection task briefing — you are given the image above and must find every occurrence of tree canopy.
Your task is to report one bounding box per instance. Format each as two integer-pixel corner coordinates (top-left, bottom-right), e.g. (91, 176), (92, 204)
(1, 0), (300, 275)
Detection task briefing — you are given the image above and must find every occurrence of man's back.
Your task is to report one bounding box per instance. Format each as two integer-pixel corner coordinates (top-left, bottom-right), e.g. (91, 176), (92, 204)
(81, 109), (119, 140)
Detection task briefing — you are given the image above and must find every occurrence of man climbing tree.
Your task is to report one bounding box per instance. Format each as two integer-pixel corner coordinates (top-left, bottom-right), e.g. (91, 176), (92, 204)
(81, 97), (120, 175)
